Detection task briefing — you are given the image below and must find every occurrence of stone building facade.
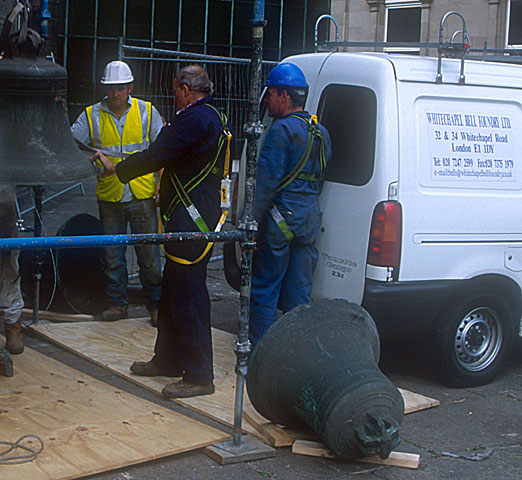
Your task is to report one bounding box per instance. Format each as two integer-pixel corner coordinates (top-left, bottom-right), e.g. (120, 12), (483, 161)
(328, 1), (521, 55)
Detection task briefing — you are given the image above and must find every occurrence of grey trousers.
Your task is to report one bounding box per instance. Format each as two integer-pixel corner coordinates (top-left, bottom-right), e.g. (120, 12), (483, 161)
(0, 185), (24, 325)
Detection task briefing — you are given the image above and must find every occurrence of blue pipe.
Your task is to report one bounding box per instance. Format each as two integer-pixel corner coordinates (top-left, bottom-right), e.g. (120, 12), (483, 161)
(0, 230), (245, 251)
(40, 0), (51, 39)
(253, 0), (265, 25)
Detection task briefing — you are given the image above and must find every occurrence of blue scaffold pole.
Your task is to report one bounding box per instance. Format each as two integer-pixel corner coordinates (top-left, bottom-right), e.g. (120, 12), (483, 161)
(0, 230), (245, 250)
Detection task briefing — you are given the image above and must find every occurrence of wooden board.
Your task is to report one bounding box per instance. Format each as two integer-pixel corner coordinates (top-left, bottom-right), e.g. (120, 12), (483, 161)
(29, 320), (439, 447)
(399, 387), (440, 413)
(29, 319), (262, 438)
(0, 341), (229, 480)
(242, 405), (295, 447)
(292, 440), (420, 469)
(21, 308), (94, 323)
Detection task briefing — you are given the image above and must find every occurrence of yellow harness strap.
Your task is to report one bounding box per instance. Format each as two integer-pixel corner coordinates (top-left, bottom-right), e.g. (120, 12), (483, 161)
(160, 210), (229, 265)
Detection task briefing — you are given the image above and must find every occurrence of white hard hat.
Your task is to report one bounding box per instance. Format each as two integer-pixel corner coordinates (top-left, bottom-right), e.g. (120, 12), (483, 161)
(100, 61), (134, 85)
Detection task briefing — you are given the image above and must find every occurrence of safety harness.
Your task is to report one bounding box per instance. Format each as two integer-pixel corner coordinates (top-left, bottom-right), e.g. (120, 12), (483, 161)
(270, 113), (327, 241)
(161, 104), (232, 265)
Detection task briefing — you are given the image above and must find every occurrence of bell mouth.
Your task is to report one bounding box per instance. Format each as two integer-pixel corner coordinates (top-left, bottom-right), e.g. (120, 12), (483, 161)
(321, 378), (405, 459)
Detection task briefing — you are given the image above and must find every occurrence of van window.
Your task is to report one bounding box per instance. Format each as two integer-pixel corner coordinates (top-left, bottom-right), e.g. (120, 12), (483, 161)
(318, 84), (377, 186)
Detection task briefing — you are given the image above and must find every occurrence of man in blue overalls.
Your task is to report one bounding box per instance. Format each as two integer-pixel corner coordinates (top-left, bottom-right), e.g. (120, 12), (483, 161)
(250, 63), (332, 345)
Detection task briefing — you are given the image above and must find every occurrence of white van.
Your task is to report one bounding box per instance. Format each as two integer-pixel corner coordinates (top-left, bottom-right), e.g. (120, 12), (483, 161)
(225, 51), (522, 388)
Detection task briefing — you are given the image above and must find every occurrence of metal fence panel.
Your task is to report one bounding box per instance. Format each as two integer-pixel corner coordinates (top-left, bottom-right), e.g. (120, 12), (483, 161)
(121, 45), (277, 153)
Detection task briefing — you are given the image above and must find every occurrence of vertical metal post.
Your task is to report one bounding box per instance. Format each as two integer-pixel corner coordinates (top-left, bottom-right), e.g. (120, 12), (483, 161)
(151, 0), (156, 49)
(278, 0), (283, 61)
(123, 0), (128, 40)
(302, 0), (308, 53)
(232, 0), (265, 448)
(64, 0), (69, 69)
(92, 0), (100, 105)
(177, 0), (183, 49)
(226, 0), (236, 122)
(32, 186), (44, 325)
(204, 0), (209, 55)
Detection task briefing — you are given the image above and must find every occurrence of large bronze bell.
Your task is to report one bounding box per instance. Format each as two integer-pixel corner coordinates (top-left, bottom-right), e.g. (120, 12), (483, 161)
(247, 298), (405, 460)
(0, 11), (93, 185)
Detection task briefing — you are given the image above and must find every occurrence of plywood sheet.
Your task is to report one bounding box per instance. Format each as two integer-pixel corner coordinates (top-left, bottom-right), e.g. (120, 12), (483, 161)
(0, 341), (229, 480)
(29, 320), (439, 446)
(21, 309), (94, 323)
(29, 319), (260, 437)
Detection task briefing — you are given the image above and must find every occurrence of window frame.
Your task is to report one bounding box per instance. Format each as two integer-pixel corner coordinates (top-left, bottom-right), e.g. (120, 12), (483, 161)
(506, 0), (522, 48)
(384, 0), (422, 54)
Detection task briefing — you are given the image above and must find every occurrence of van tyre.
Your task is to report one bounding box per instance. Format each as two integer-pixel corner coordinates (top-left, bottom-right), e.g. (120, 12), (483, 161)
(431, 287), (516, 388)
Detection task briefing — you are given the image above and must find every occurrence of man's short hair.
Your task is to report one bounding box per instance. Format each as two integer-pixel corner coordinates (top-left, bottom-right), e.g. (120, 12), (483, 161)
(275, 85), (308, 108)
(176, 65), (214, 95)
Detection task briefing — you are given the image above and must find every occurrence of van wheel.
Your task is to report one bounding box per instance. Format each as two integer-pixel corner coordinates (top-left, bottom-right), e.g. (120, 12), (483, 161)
(431, 287), (516, 388)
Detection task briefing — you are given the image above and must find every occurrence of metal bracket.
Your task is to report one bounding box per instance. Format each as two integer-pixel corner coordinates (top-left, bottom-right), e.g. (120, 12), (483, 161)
(314, 14), (339, 53)
(436, 11), (469, 85)
(243, 121), (265, 137)
(238, 218), (258, 232)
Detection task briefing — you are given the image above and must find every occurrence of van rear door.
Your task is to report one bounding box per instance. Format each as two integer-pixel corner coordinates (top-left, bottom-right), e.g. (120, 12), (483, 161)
(294, 54), (399, 303)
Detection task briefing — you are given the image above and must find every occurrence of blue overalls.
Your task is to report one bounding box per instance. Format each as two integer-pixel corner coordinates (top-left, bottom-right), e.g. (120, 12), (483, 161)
(250, 111), (332, 345)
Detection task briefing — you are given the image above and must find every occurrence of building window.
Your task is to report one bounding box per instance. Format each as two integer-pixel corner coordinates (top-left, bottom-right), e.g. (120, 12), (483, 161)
(507, 0), (522, 47)
(384, 1), (421, 54)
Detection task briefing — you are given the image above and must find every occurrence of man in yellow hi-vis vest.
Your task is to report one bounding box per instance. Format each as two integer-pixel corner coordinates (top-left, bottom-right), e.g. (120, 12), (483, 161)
(71, 61), (163, 325)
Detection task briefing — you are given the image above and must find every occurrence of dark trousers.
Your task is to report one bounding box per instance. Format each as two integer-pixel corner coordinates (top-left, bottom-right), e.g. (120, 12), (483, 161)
(151, 179), (219, 385)
(152, 250), (213, 386)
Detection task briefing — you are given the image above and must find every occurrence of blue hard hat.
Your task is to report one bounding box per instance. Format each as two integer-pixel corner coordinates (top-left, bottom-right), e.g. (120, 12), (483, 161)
(264, 63), (308, 88)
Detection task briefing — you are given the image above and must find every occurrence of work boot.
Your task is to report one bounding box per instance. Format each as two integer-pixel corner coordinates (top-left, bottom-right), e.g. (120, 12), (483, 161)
(5, 318), (24, 355)
(149, 310), (158, 328)
(130, 360), (181, 377)
(162, 380), (215, 399)
(94, 306), (128, 322)
(0, 347), (14, 377)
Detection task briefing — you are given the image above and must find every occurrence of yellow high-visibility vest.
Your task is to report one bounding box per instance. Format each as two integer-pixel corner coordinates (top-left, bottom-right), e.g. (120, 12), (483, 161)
(87, 98), (156, 202)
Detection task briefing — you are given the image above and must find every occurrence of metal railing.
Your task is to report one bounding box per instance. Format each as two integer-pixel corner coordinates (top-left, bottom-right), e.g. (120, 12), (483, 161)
(314, 10), (522, 71)
(120, 44), (277, 153)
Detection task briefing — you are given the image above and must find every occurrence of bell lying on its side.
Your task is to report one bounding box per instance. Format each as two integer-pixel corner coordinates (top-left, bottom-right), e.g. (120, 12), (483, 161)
(247, 298), (405, 460)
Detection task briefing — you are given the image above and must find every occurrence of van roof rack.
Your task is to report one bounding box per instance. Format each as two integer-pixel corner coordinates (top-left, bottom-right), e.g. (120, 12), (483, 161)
(314, 11), (522, 84)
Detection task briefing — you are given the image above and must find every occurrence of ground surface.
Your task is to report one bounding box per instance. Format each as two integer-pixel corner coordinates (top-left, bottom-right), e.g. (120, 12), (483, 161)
(2, 176), (521, 479)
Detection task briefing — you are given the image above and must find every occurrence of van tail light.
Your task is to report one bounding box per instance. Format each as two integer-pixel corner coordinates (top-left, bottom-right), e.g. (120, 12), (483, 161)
(367, 201), (402, 267)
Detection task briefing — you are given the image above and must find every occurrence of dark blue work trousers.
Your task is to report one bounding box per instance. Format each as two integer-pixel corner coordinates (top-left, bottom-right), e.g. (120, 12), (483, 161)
(153, 255), (213, 385)
(150, 183), (219, 386)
